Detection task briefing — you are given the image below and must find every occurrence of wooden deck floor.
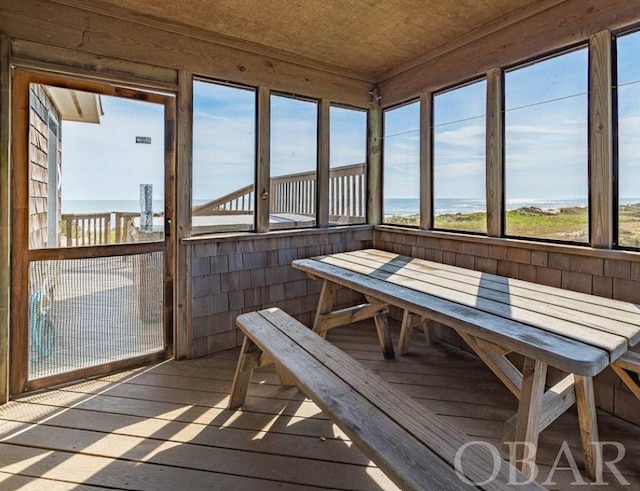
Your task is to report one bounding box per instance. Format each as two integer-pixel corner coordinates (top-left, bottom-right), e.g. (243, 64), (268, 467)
(1, 322), (639, 490)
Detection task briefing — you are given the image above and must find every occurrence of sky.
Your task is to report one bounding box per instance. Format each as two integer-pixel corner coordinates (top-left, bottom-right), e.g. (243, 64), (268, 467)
(60, 96), (165, 202)
(57, 31), (640, 209)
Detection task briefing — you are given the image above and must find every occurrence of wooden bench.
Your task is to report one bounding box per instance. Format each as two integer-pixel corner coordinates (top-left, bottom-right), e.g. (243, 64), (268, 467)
(612, 345), (640, 400)
(229, 307), (544, 491)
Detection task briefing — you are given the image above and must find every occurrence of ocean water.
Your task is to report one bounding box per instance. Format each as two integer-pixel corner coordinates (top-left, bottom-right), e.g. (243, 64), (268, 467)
(62, 199), (209, 214)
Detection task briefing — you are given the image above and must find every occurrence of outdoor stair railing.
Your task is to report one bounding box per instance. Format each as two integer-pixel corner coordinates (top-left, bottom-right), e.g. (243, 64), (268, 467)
(60, 163), (366, 246)
(192, 162), (365, 222)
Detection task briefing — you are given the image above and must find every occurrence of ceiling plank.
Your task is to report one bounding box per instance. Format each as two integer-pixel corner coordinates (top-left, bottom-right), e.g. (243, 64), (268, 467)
(379, 0), (640, 106)
(0, 0), (372, 107)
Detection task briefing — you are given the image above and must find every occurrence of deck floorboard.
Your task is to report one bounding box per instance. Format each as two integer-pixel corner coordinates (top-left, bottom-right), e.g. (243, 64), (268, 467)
(1, 321), (639, 490)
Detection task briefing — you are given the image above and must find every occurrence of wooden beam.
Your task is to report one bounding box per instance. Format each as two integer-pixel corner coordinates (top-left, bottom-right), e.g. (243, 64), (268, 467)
(9, 69), (30, 395)
(174, 70), (192, 360)
(317, 99), (330, 228)
(419, 91), (433, 230)
(256, 87), (271, 233)
(459, 332), (522, 399)
(611, 365), (640, 399)
(0, 0), (371, 107)
(229, 336), (262, 409)
(11, 39), (178, 90)
(379, 0), (640, 106)
(367, 88), (382, 225)
(316, 301), (388, 332)
(0, 34), (10, 404)
(312, 280), (337, 338)
(53, 0), (373, 84)
(575, 375), (599, 480)
(513, 358), (547, 478)
(486, 68), (504, 238)
(163, 91), (177, 354)
(589, 30), (614, 249)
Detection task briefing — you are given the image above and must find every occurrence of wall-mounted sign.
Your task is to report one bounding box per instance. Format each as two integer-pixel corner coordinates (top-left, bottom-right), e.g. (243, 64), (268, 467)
(136, 136), (152, 144)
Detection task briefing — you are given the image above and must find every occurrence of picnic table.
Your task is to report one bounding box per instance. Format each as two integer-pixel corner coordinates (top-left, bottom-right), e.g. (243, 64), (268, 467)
(292, 249), (640, 479)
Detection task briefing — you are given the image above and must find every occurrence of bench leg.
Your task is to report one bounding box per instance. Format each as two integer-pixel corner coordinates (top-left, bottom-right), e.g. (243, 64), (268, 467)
(575, 375), (599, 481)
(513, 357), (547, 478)
(229, 337), (261, 409)
(312, 280), (337, 338)
(275, 363), (297, 390)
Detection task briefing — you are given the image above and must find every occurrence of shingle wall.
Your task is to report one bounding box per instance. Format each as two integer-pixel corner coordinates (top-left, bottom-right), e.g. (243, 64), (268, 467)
(189, 227), (373, 357)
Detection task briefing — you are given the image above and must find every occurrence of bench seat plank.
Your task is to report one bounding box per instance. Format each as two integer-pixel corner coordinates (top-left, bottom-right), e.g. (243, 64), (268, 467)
(235, 311), (473, 491)
(235, 308), (544, 491)
(293, 258), (609, 376)
(315, 254), (628, 358)
(340, 250), (640, 345)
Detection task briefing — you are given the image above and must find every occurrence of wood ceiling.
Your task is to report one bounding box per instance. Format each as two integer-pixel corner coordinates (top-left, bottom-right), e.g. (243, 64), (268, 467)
(82, 0), (549, 80)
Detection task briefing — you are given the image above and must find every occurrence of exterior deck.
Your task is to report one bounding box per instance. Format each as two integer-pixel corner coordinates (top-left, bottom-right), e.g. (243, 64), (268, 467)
(1, 321), (638, 490)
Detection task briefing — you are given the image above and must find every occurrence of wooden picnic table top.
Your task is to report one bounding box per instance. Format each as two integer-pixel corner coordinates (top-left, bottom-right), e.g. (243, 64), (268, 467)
(292, 249), (640, 377)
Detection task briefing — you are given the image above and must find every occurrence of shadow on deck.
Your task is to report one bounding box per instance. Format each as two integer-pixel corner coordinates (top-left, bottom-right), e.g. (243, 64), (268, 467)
(1, 321), (639, 490)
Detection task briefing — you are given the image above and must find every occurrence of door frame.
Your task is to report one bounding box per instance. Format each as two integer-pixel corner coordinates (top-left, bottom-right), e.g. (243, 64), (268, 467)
(10, 68), (176, 394)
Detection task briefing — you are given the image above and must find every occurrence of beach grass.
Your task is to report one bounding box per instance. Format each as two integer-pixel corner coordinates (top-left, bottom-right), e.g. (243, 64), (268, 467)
(386, 204), (640, 247)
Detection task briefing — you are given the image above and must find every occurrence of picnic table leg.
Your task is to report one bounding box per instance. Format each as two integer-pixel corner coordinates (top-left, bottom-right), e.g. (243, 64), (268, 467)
(398, 310), (414, 356)
(575, 375), (599, 481)
(312, 280), (337, 338)
(229, 337), (261, 409)
(373, 310), (395, 360)
(513, 357), (547, 478)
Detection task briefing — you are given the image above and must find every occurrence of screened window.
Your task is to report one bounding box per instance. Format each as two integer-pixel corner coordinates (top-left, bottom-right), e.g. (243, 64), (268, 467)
(433, 79), (487, 233)
(504, 48), (589, 242)
(192, 80), (256, 233)
(383, 101), (420, 226)
(270, 94), (318, 229)
(330, 106), (367, 225)
(617, 30), (640, 248)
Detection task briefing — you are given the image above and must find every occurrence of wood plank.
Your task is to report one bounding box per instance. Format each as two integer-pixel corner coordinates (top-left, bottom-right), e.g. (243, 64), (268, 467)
(0, 34), (10, 404)
(237, 310), (470, 491)
(256, 86), (270, 233)
(317, 253), (630, 356)
(0, 442), (326, 491)
(317, 99), (330, 228)
(486, 68), (504, 238)
(11, 38), (178, 88)
(611, 365), (640, 399)
(419, 91), (433, 230)
(9, 69), (30, 395)
(344, 249), (640, 342)
(0, 470), (115, 491)
(0, 409), (369, 467)
(316, 301), (388, 331)
(513, 358), (547, 478)
(311, 280), (337, 338)
(458, 332), (522, 399)
(0, 0), (371, 107)
(589, 30), (614, 249)
(229, 337), (263, 409)
(175, 69), (193, 359)
(293, 258), (609, 376)
(614, 346), (640, 373)
(238, 313), (476, 489)
(352, 248), (640, 322)
(574, 375), (599, 480)
(350, 249), (640, 325)
(367, 88), (382, 225)
(255, 308), (543, 490)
